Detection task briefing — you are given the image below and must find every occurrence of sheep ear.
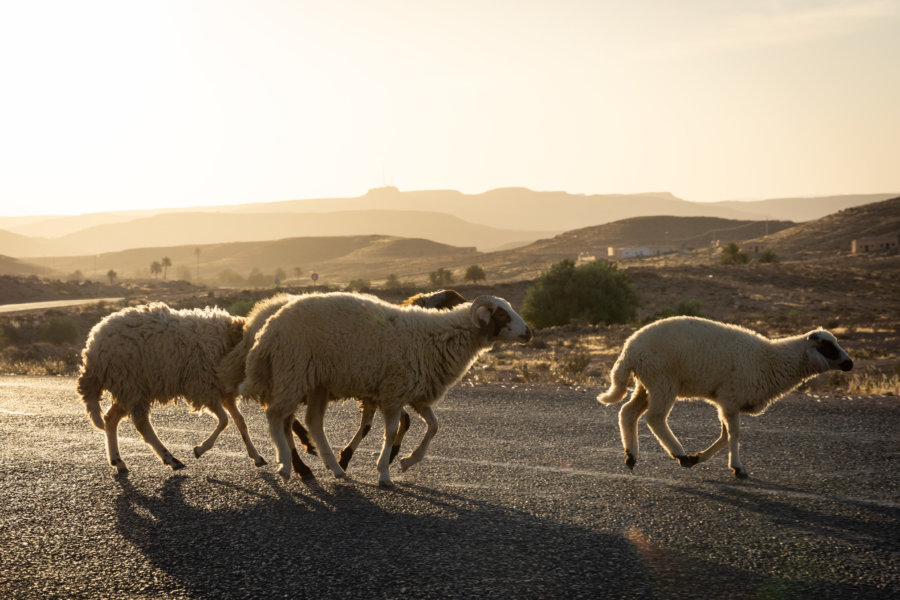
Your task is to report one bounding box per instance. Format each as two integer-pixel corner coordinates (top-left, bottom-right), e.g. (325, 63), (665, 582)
(806, 347), (829, 373)
(470, 296), (495, 329)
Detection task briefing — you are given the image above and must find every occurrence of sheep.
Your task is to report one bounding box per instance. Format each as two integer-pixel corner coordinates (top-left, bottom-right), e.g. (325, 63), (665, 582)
(402, 288), (466, 310)
(238, 291), (532, 487)
(217, 289), (467, 480)
(596, 316), (853, 478)
(78, 302), (266, 473)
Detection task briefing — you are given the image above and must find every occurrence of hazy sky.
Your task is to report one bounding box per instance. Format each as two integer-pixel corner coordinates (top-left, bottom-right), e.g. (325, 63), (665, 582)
(2, 0), (899, 216)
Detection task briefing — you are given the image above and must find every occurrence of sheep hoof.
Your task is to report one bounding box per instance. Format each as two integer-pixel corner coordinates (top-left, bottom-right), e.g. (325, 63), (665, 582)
(338, 448), (353, 470)
(192, 446), (203, 459)
(732, 468), (749, 479)
(676, 455), (699, 468)
(378, 479), (395, 489)
(171, 459), (186, 471)
(254, 456), (267, 467)
(399, 457), (413, 472)
(624, 452), (636, 470)
(278, 467), (292, 482)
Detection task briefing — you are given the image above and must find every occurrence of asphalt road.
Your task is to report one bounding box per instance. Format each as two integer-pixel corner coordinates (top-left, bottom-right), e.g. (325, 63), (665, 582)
(1, 376), (897, 599)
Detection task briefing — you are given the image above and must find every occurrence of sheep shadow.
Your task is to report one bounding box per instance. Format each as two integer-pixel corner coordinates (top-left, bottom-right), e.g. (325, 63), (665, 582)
(110, 472), (897, 600)
(679, 477), (900, 548)
(106, 474), (688, 599)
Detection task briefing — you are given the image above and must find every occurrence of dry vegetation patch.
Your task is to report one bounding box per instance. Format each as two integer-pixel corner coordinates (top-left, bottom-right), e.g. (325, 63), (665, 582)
(2, 256), (897, 395)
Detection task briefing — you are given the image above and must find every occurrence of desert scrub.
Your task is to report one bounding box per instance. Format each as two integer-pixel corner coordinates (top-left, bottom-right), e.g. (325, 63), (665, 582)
(0, 343), (80, 376)
(552, 344), (593, 385)
(38, 315), (81, 345)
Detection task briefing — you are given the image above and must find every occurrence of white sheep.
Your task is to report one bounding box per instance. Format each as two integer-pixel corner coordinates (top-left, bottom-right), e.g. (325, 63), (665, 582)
(238, 291), (532, 487)
(78, 302), (266, 473)
(596, 316), (853, 478)
(217, 289), (468, 480)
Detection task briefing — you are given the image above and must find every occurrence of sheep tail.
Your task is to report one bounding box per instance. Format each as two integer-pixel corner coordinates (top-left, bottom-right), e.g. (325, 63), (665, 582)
(238, 342), (270, 401)
(218, 337), (251, 397)
(77, 370), (105, 430)
(596, 352), (632, 405)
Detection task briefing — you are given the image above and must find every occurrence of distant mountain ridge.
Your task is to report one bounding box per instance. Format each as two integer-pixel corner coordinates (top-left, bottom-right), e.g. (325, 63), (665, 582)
(7, 195), (898, 284)
(2, 187), (895, 260)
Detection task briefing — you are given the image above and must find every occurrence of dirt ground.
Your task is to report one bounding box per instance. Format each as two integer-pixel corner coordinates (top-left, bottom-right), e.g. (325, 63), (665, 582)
(1, 254), (897, 394)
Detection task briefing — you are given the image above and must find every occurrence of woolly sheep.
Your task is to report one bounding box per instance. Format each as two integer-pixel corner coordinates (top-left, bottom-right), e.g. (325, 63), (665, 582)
(217, 289), (467, 480)
(596, 316), (853, 478)
(78, 302), (266, 473)
(239, 291), (532, 487)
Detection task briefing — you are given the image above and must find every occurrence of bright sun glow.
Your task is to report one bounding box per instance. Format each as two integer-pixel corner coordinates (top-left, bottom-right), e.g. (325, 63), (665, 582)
(1, 0), (899, 216)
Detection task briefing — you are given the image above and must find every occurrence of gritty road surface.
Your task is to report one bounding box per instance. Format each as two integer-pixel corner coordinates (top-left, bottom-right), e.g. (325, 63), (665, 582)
(1, 376), (897, 599)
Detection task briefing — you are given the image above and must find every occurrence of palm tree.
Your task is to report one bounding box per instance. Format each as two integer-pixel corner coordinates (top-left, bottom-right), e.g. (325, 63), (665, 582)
(194, 247), (201, 281)
(150, 261), (162, 279)
(161, 256), (172, 280)
(107, 269), (117, 284)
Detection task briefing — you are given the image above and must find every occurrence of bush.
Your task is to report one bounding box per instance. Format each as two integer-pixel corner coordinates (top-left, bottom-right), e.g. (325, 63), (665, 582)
(465, 265), (486, 283)
(759, 249), (779, 263)
(522, 259), (639, 328)
(228, 299), (254, 317)
(429, 268), (454, 288)
(720, 242), (750, 265)
(38, 316), (81, 345)
(346, 279), (371, 292)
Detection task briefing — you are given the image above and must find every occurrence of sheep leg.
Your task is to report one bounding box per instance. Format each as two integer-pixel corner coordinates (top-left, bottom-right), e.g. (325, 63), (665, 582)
(689, 421), (728, 465)
(284, 414), (314, 481)
(222, 397), (267, 467)
(618, 384), (648, 469)
(305, 388), (346, 479)
(390, 410), (411, 464)
(103, 402), (128, 474)
(291, 419), (317, 456)
(644, 392), (692, 468)
(130, 406), (185, 471)
(192, 404), (229, 459)
(721, 411), (747, 479)
(338, 402), (376, 470)
(376, 406), (403, 488)
(399, 405), (437, 473)
(265, 404), (296, 481)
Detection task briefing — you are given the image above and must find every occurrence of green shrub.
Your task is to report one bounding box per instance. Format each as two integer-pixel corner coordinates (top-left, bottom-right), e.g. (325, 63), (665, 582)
(759, 249), (779, 263)
(228, 299), (254, 317)
(522, 259), (639, 328)
(38, 316), (81, 345)
(720, 242), (750, 265)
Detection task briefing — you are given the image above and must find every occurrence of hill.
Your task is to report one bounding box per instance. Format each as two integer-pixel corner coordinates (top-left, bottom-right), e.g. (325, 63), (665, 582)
(13, 197), (900, 287)
(3, 187), (896, 259)
(709, 193), (896, 223)
(0, 255), (53, 278)
(744, 196), (900, 257)
(7, 210), (549, 257)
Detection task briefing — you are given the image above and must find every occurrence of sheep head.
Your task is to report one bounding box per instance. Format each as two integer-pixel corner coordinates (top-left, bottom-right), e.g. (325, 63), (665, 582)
(470, 296), (532, 343)
(805, 329), (853, 373)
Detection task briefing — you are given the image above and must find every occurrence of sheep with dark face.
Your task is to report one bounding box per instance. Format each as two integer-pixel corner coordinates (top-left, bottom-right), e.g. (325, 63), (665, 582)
(78, 303), (266, 473)
(239, 291), (532, 487)
(597, 317), (852, 478)
(218, 289), (468, 479)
